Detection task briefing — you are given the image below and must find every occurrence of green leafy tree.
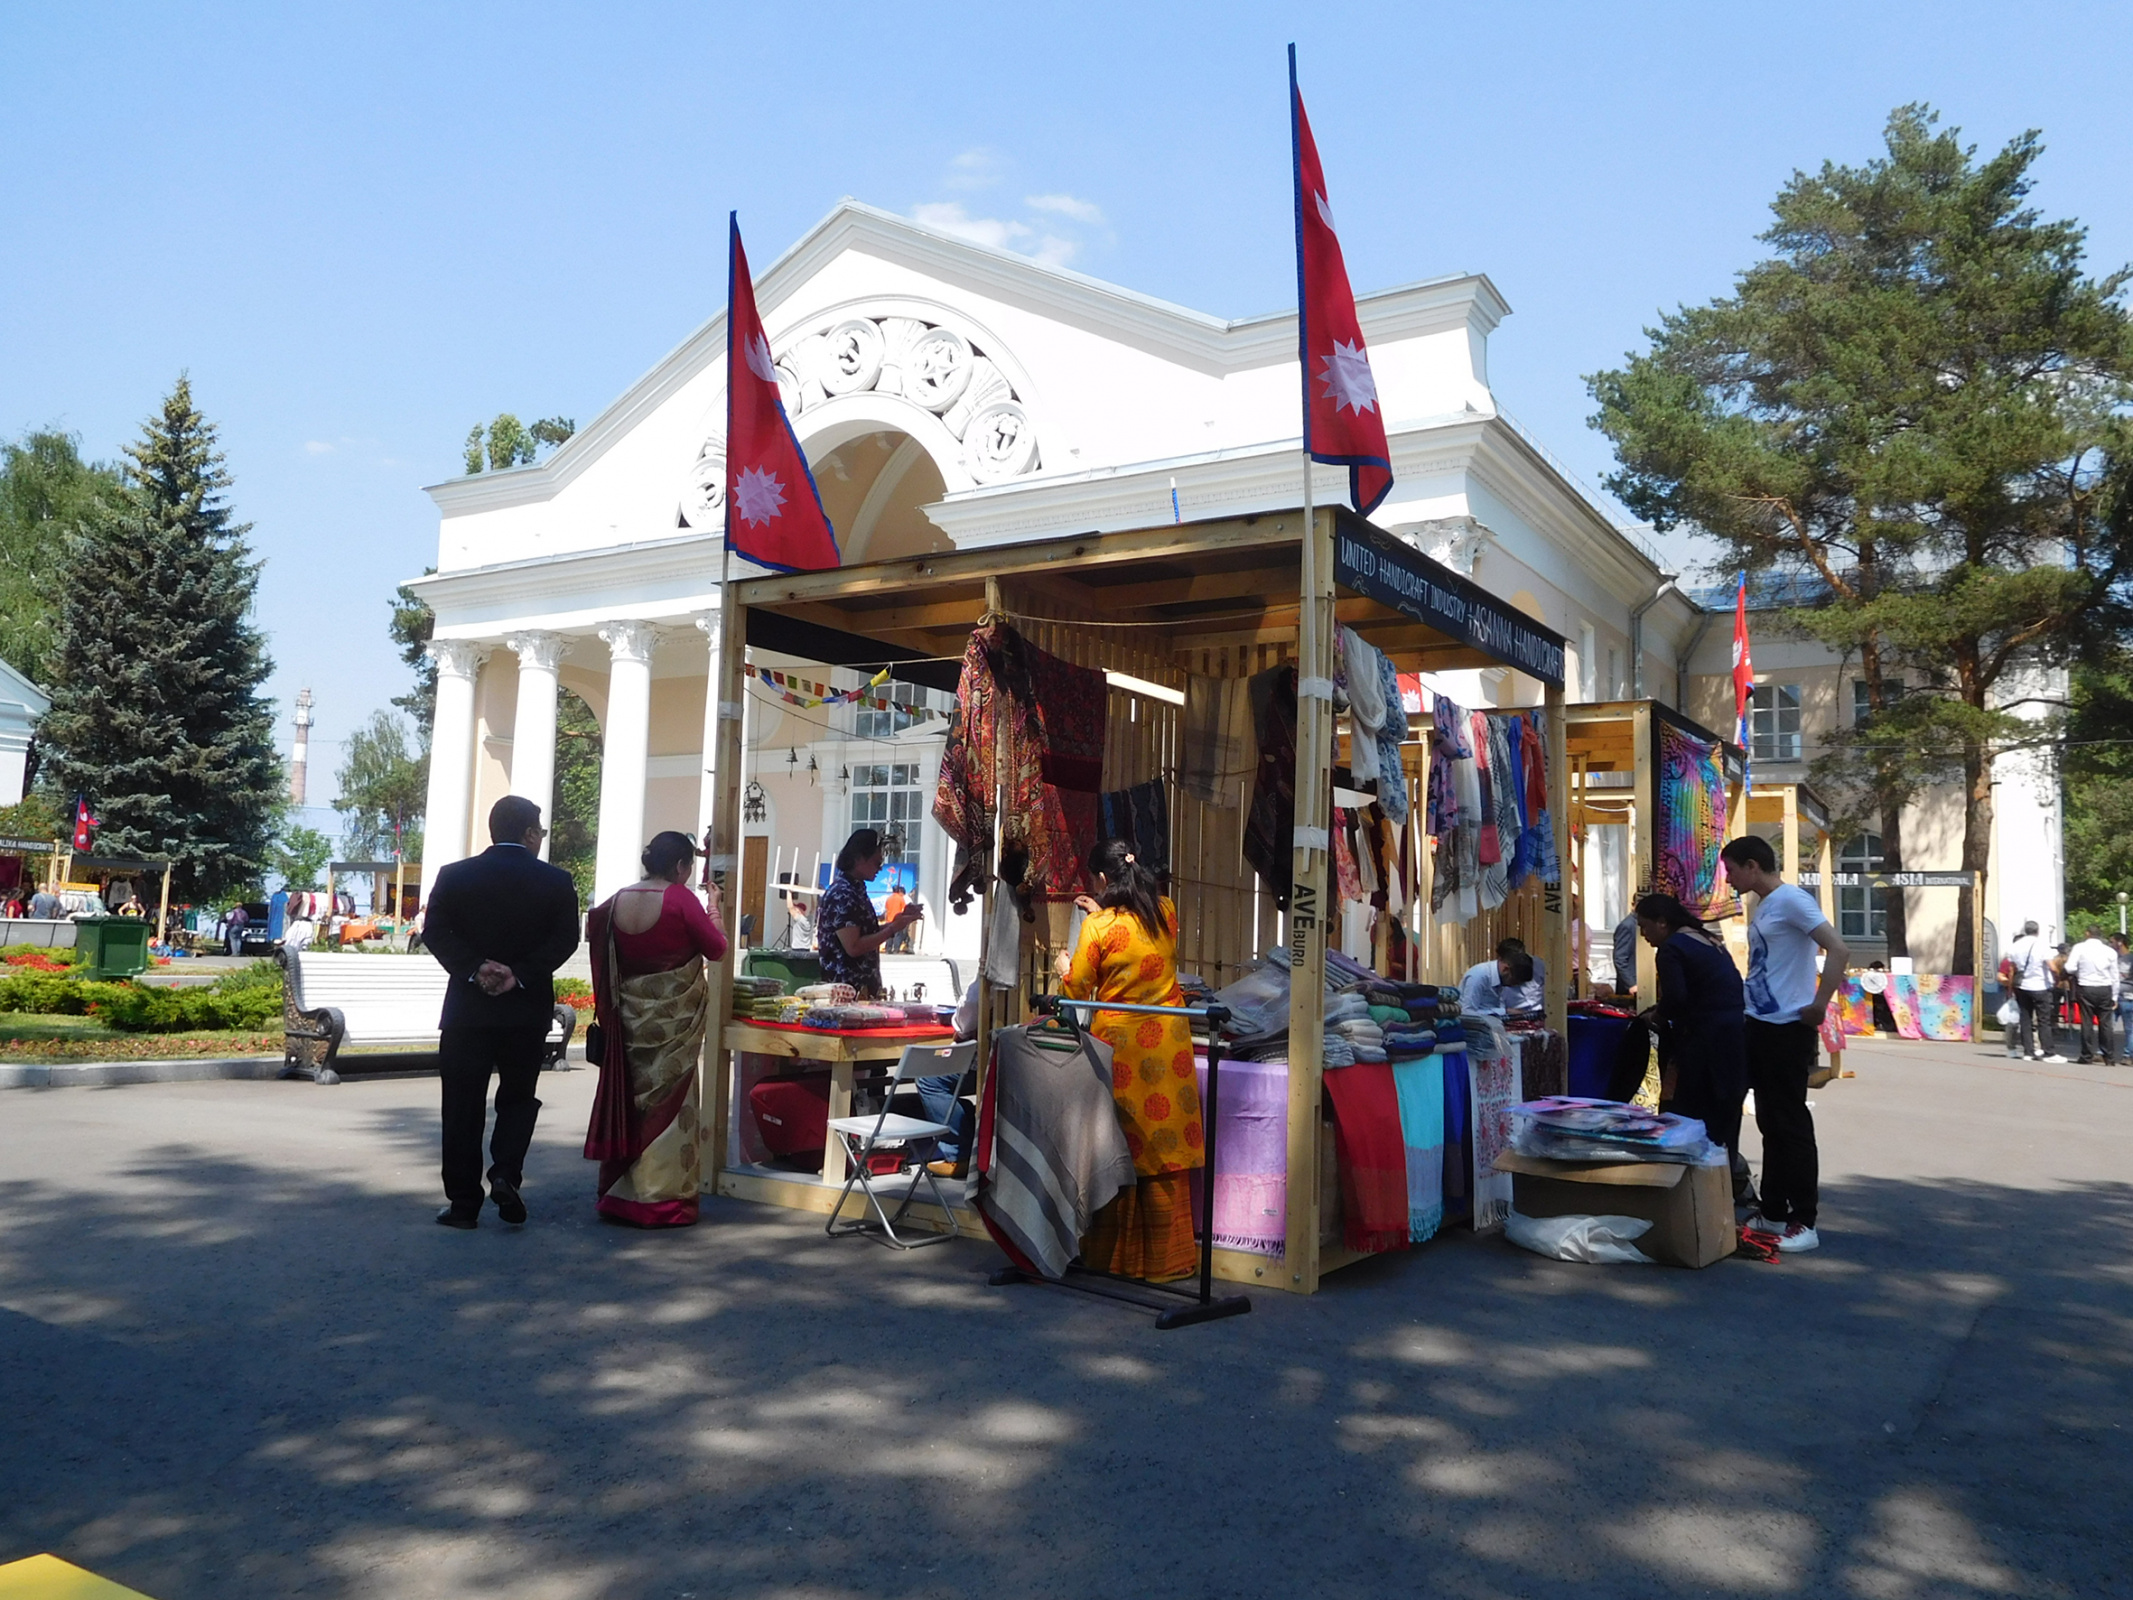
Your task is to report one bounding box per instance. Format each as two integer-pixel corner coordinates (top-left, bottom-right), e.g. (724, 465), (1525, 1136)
(462, 414), (575, 474)
(1590, 106), (2133, 968)
(2062, 651), (2133, 932)
(333, 710), (428, 863)
(40, 379), (283, 901)
(390, 575), (437, 737)
(550, 689), (602, 904)
(0, 430), (127, 684)
(270, 823), (332, 892)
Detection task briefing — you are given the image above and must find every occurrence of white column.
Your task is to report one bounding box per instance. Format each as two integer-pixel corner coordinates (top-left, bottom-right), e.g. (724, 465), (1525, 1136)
(505, 630), (565, 857)
(593, 621), (658, 902)
(420, 640), (489, 898)
(694, 605), (724, 843)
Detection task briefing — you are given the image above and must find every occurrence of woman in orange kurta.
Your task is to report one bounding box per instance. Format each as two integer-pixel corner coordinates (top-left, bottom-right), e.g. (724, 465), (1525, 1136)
(1060, 838), (1204, 1280)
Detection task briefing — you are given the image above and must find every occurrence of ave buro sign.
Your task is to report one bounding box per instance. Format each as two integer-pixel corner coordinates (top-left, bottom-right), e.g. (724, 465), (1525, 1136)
(1333, 517), (1567, 686)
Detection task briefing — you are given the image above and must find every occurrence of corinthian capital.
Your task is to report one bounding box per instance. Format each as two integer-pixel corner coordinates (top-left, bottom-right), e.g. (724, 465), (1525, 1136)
(504, 630), (566, 673)
(427, 639), (490, 679)
(597, 620), (660, 665)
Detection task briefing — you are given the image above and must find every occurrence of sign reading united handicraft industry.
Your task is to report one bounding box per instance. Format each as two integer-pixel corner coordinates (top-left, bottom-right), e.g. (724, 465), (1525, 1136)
(1333, 517), (1566, 686)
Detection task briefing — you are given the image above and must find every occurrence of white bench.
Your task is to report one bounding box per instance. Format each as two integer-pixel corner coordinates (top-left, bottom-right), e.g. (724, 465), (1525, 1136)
(279, 949), (576, 1085)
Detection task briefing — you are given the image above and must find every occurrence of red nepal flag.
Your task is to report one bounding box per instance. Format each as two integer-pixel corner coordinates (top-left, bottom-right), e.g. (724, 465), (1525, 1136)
(71, 793), (98, 851)
(1290, 45), (1392, 517)
(1730, 569), (1755, 741)
(724, 214), (839, 572)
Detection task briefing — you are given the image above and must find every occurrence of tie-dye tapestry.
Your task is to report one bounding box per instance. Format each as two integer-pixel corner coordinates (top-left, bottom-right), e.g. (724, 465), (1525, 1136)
(1654, 721), (1727, 916)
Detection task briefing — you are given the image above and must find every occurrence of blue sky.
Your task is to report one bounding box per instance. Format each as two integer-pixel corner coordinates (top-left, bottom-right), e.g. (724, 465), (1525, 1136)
(5, 1), (2128, 813)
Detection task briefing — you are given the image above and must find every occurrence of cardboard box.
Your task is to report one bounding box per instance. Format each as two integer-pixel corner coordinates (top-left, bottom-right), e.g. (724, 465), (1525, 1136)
(1493, 1151), (1736, 1268)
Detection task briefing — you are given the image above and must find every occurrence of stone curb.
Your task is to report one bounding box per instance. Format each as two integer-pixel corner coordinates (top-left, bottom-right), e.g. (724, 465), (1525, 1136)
(0, 1056), (287, 1089)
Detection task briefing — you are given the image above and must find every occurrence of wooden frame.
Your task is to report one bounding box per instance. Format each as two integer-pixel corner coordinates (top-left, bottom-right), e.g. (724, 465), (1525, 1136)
(703, 507), (1569, 1293)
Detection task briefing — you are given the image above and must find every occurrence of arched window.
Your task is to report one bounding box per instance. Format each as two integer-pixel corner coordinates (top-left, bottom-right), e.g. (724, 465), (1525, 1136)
(1838, 833), (1886, 940)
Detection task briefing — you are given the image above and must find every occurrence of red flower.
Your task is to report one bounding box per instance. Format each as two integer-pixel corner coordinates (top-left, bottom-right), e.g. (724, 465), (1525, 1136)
(1137, 954), (1165, 983)
(1113, 1060), (1133, 1093)
(1170, 1049), (1194, 1078)
(1134, 1017), (1163, 1048)
(1143, 1092), (1172, 1122)
(1183, 1121), (1204, 1149)
(1125, 1129), (1145, 1158)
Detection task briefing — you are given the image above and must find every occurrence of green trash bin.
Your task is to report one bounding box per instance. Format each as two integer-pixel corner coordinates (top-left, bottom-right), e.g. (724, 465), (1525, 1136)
(77, 917), (152, 979)
(744, 948), (824, 991)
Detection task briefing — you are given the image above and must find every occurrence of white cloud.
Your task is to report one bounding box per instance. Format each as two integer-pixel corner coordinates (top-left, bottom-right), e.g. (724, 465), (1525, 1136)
(1025, 193), (1105, 225)
(912, 201), (1033, 253)
(303, 440), (335, 456)
(945, 147), (1005, 191)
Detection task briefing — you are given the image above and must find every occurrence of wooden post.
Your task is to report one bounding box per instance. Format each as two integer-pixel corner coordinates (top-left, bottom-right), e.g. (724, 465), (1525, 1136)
(705, 586), (748, 1181)
(971, 576), (1006, 1120)
(1544, 682), (1569, 1039)
(1781, 785), (1800, 880)
(1631, 703), (1657, 1003)
(1284, 498), (1335, 1294)
(155, 861), (172, 949)
(1818, 827), (1844, 1075)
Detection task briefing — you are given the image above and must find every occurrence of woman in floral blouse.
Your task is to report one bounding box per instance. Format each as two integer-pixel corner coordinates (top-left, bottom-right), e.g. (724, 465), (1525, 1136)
(815, 828), (922, 996)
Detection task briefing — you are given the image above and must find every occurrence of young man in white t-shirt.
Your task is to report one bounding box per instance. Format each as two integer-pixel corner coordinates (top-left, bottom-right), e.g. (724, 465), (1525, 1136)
(2064, 924), (2121, 1065)
(2002, 920), (2066, 1062)
(1720, 835), (1850, 1253)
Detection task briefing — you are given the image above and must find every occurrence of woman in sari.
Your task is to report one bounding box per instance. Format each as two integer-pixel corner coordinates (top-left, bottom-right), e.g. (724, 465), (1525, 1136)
(1059, 838), (1203, 1280)
(585, 831), (728, 1226)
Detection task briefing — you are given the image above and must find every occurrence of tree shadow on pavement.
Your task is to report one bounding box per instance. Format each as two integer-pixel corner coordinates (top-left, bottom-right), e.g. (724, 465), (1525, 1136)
(0, 1123), (2127, 1600)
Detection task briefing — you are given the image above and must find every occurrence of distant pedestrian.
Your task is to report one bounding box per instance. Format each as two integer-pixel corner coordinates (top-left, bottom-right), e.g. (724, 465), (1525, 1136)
(225, 903), (250, 956)
(1612, 911), (1639, 1000)
(421, 796), (583, 1229)
(2065, 925), (2121, 1066)
(28, 887), (60, 920)
(1719, 835), (1849, 1253)
(2003, 921), (2065, 1063)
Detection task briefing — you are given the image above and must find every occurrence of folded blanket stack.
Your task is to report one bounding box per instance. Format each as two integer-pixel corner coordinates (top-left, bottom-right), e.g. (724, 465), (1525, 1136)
(801, 1003), (911, 1030)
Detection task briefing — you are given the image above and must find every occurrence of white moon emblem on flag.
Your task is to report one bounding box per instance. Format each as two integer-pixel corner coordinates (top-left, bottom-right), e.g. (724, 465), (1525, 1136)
(744, 333), (779, 385)
(1315, 190), (1337, 233)
(1318, 339), (1378, 415)
(733, 465), (787, 525)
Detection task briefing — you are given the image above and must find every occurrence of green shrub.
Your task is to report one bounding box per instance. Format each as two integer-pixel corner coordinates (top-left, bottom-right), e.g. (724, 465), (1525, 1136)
(0, 962), (284, 1032)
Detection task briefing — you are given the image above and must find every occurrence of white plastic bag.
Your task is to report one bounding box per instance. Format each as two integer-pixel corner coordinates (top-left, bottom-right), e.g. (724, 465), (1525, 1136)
(1996, 997), (2019, 1028)
(1504, 1209), (1656, 1265)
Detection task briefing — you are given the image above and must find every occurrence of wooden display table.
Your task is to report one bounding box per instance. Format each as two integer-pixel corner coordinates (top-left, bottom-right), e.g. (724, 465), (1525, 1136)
(716, 1021), (977, 1234)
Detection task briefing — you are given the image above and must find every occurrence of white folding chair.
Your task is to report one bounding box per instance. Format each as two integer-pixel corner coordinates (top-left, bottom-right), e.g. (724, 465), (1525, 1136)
(824, 1040), (976, 1249)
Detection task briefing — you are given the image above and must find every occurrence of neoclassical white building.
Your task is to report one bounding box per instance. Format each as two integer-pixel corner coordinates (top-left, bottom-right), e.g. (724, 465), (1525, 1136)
(410, 201), (2062, 965)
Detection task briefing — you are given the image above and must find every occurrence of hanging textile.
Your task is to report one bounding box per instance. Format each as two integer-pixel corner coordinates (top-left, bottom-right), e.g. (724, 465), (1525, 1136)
(1243, 663), (1298, 908)
(934, 625), (1004, 853)
(1322, 1060), (1410, 1254)
(1028, 638), (1106, 897)
(1332, 811), (1365, 904)
(1180, 674), (1255, 807)
(1478, 716), (1521, 912)
(1520, 710), (1561, 885)
(1389, 1055), (1446, 1243)
(1654, 720), (1726, 916)
(1098, 780), (1171, 883)
(1341, 627), (1385, 786)
(1502, 715), (1534, 889)
(1432, 698), (1481, 923)
(1374, 649), (1411, 824)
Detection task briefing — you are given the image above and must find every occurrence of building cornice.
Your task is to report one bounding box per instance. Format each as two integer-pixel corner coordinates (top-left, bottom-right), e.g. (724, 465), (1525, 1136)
(424, 200), (1510, 518)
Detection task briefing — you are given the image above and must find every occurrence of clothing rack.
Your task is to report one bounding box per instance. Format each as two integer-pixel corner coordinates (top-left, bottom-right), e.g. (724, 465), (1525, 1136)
(986, 998), (1253, 1331)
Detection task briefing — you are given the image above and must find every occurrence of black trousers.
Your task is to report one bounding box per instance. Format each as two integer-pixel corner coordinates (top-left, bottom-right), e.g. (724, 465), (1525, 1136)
(1745, 1017), (1818, 1229)
(440, 1025), (546, 1213)
(2075, 985), (2119, 1062)
(2015, 988), (2057, 1057)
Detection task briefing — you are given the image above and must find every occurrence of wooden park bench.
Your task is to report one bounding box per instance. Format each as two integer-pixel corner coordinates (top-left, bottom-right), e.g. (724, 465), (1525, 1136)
(278, 949), (577, 1085)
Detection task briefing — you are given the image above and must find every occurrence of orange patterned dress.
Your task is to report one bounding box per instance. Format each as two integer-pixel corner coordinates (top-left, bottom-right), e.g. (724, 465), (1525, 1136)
(1062, 897), (1203, 1280)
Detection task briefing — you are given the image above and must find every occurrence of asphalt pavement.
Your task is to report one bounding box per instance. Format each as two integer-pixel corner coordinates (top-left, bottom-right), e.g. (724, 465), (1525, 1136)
(1, 1035), (2127, 1600)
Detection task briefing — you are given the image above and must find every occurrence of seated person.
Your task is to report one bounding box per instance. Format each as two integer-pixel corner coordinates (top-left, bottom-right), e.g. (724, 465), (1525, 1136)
(1458, 938), (1538, 1017)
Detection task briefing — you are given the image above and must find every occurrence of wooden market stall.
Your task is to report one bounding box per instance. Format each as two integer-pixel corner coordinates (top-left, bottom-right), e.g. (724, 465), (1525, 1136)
(704, 504), (1571, 1295)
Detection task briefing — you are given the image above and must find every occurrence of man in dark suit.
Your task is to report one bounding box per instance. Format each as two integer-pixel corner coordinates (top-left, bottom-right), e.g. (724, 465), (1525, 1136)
(421, 795), (583, 1228)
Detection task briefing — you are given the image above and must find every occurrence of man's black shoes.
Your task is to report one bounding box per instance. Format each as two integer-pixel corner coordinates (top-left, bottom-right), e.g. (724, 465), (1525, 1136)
(435, 1205), (479, 1230)
(490, 1179), (528, 1225)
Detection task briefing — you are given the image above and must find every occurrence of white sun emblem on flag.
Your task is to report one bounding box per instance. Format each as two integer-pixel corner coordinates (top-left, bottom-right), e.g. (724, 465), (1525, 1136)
(733, 465), (787, 525)
(1318, 339), (1379, 415)
(744, 333), (778, 385)
(1315, 190), (1337, 233)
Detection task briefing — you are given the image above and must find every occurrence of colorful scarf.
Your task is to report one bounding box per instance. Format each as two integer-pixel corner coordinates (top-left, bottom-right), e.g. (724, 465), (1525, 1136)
(1322, 1059), (1410, 1254)
(1655, 720), (1725, 916)
(1375, 648), (1410, 824)
(1390, 1055), (1446, 1243)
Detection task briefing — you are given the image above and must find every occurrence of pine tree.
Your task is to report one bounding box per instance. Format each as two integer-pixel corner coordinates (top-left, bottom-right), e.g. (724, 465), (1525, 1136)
(41, 379), (283, 901)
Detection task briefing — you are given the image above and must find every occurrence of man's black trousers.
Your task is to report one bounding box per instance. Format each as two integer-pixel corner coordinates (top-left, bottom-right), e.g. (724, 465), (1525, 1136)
(440, 1025), (546, 1214)
(2075, 984), (2119, 1063)
(1745, 1017), (1818, 1229)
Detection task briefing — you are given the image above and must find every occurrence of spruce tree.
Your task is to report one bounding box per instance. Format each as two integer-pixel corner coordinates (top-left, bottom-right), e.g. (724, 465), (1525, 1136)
(42, 379), (283, 901)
